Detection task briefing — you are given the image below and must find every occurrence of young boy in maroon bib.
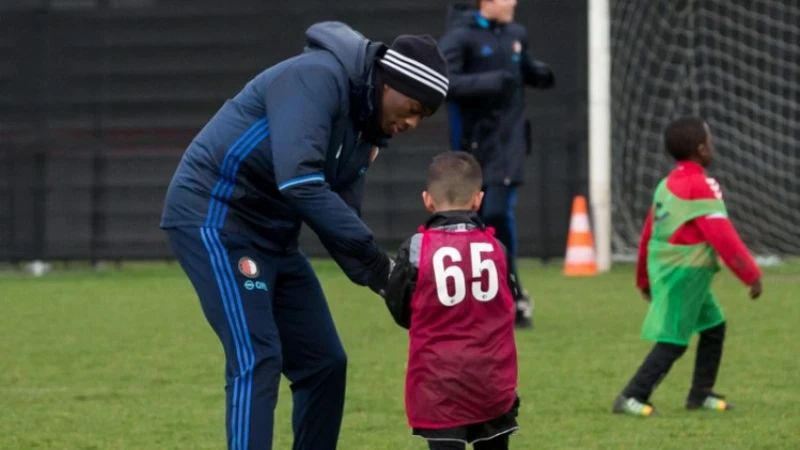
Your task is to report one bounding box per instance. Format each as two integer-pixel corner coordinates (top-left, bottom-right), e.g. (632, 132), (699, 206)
(381, 151), (521, 450)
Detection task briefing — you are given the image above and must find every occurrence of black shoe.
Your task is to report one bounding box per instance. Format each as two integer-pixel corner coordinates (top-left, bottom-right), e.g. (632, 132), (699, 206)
(515, 294), (534, 329)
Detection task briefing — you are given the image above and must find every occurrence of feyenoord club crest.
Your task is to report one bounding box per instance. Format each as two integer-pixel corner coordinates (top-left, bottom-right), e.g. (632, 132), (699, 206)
(238, 257), (259, 279)
(512, 40), (522, 54)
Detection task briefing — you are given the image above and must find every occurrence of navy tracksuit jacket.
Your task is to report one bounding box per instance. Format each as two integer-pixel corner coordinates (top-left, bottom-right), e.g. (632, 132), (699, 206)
(160, 22), (390, 450)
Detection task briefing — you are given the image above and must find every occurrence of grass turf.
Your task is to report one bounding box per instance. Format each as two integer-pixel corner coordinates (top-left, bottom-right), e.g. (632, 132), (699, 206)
(1, 260), (798, 449)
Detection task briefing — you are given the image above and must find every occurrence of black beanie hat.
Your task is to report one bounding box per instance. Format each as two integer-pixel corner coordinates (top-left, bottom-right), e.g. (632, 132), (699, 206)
(377, 34), (449, 114)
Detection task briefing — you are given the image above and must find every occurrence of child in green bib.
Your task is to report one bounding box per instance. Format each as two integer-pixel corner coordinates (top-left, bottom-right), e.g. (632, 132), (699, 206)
(613, 117), (763, 417)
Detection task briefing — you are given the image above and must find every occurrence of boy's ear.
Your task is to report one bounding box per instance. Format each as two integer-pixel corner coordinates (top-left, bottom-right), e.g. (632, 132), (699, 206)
(697, 143), (710, 159)
(422, 191), (437, 212)
(473, 191), (485, 211)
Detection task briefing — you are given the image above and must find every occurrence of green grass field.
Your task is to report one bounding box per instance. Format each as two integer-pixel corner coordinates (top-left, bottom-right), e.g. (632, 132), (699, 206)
(1, 260), (798, 449)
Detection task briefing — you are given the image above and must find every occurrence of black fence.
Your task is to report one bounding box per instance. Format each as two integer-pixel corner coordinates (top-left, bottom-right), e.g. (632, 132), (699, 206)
(0, 0), (588, 263)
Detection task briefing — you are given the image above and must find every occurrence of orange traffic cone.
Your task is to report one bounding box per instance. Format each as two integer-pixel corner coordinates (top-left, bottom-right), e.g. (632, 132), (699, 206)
(564, 195), (598, 276)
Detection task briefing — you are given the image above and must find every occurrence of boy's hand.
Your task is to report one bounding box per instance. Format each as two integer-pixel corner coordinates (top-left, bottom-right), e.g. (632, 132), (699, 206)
(749, 279), (763, 300)
(639, 287), (651, 302)
(367, 253), (395, 297)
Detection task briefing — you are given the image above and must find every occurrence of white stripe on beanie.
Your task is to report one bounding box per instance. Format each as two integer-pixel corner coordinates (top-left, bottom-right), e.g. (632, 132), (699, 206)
(384, 49), (449, 88)
(380, 49), (449, 97)
(379, 59), (448, 97)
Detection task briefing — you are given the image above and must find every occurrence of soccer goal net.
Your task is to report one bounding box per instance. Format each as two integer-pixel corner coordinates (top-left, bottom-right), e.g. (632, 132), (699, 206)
(606, 0), (800, 261)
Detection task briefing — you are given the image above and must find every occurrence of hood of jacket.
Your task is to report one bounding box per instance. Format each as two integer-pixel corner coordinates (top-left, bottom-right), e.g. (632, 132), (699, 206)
(305, 21), (389, 144)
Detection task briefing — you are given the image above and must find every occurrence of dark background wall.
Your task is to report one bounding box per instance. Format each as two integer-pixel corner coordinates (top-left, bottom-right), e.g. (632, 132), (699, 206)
(0, 0), (588, 262)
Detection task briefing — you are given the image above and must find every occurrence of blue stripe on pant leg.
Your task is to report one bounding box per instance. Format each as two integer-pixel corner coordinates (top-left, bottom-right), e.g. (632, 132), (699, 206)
(208, 228), (256, 449)
(201, 227), (251, 450)
(205, 228), (253, 450)
(200, 228), (244, 450)
(210, 228), (255, 449)
(199, 228), (243, 449)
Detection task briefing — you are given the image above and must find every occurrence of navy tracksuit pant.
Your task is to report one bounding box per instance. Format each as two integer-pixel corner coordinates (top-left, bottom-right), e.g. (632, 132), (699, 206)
(479, 185), (522, 287)
(480, 186), (519, 259)
(167, 227), (347, 450)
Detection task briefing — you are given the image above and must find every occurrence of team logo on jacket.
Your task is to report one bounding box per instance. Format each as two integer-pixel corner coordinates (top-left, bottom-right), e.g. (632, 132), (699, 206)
(238, 257), (259, 278)
(512, 40), (522, 54)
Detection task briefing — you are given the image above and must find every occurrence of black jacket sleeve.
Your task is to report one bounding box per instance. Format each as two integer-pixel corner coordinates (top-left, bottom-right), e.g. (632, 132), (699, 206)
(382, 236), (416, 329)
(264, 62), (391, 288)
(519, 28), (555, 89)
(438, 29), (514, 100)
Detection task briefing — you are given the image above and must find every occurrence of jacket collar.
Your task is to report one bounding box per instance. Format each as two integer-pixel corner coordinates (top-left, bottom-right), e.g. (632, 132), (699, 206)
(424, 210), (485, 229)
(675, 160), (706, 174)
(472, 11), (504, 30)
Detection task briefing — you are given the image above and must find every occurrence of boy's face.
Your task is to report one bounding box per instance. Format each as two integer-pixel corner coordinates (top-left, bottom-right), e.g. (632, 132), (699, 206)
(481, 0), (517, 23)
(422, 190), (485, 213)
(697, 122), (714, 167)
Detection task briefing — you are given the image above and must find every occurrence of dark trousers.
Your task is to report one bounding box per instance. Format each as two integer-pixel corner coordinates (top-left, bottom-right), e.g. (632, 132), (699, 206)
(623, 322), (726, 403)
(167, 227), (347, 450)
(480, 185), (523, 294)
(480, 185), (518, 258)
(428, 434), (510, 450)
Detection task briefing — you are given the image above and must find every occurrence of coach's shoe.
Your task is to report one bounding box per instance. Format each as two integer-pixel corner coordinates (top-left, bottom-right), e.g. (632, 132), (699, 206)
(612, 395), (657, 417)
(514, 294), (534, 329)
(686, 393), (734, 411)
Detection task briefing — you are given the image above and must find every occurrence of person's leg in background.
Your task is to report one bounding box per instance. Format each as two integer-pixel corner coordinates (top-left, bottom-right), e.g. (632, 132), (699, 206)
(167, 227), (283, 449)
(273, 252), (348, 450)
(480, 185), (534, 329)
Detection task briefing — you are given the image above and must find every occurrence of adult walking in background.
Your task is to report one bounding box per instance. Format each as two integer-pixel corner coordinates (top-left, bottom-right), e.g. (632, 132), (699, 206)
(439, 0), (555, 329)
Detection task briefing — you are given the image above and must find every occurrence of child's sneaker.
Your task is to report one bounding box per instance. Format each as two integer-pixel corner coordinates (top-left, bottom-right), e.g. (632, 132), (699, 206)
(612, 395), (657, 417)
(686, 393), (734, 411)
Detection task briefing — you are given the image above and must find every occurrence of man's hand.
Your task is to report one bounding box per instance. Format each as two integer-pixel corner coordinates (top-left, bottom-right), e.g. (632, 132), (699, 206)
(749, 279), (763, 300)
(639, 287), (651, 302)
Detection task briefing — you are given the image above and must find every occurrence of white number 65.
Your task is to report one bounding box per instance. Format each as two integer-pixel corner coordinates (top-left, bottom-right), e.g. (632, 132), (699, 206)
(432, 243), (499, 306)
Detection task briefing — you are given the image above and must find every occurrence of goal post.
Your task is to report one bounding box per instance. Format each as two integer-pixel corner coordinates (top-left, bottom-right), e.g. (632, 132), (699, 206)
(588, 0), (612, 272)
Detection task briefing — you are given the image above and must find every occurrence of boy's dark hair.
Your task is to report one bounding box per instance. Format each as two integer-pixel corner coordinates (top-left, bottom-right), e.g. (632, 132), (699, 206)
(664, 117), (708, 161)
(426, 152), (483, 205)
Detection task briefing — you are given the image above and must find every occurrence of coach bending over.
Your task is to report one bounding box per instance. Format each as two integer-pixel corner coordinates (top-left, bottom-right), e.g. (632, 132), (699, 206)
(159, 21), (448, 450)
